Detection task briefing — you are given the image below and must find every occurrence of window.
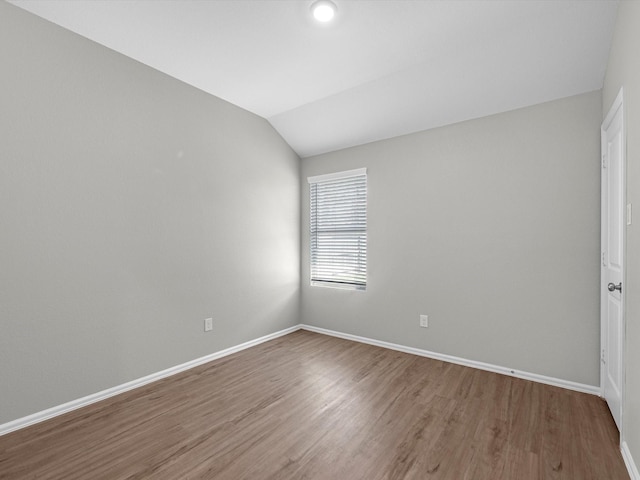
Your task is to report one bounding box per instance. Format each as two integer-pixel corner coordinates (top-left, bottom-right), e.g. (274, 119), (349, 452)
(308, 168), (367, 290)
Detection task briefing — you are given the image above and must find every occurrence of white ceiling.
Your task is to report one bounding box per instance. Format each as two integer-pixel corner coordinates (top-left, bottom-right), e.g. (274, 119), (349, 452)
(9, 0), (619, 158)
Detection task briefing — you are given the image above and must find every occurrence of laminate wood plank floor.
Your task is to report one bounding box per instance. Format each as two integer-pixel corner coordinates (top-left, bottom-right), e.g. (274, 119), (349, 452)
(0, 330), (629, 479)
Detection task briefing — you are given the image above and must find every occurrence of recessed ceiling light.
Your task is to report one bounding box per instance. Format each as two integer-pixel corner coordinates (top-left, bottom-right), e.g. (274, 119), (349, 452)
(311, 0), (337, 23)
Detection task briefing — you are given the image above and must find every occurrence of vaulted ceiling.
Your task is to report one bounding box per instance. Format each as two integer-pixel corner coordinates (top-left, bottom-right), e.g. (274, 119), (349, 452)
(9, 0), (619, 158)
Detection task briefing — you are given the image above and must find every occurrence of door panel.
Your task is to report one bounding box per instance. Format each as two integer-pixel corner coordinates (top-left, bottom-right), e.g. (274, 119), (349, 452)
(601, 90), (625, 432)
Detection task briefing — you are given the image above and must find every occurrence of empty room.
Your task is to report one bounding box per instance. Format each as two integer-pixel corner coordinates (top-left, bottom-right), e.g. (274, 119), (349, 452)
(1, 0), (639, 478)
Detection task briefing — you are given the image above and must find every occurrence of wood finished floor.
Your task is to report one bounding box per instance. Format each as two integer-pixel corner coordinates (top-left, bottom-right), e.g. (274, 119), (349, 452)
(0, 330), (629, 479)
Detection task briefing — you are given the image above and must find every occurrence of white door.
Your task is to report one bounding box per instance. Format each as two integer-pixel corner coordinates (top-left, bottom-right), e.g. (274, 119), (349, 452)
(601, 89), (625, 431)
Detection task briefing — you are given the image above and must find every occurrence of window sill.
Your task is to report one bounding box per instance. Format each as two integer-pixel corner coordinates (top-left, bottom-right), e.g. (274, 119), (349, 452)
(310, 281), (366, 292)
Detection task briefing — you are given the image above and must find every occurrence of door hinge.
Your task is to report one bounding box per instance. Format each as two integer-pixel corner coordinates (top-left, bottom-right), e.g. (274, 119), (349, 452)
(602, 154), (607, 168)
(602, 252), (606, 267)
(601, 349), (606, 364)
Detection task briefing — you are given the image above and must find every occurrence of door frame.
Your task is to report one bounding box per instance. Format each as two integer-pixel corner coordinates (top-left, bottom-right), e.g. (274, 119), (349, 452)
(600, 86), (626, 438)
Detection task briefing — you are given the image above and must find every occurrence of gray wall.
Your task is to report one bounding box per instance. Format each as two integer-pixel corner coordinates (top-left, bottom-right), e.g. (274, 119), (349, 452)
(301, 91), (602, 386)
(603, 0), (640, 469)
(0, 2), (300, 424)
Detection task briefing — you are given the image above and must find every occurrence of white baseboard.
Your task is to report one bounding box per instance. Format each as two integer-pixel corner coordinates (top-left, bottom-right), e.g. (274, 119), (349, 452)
(0, 325), (300, 436)
(623, 441), (640, 480)
(299, 324), (601, 396)
(0, 322), (604, 437)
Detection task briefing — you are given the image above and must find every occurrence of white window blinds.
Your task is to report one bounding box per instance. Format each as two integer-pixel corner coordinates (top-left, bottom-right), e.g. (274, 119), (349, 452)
(308, 168), (367, 290)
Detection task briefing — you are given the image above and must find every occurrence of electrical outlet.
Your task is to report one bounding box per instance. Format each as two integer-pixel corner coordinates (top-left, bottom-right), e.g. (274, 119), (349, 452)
(204, 318), (213, 332)
(419, 315), (428, 328)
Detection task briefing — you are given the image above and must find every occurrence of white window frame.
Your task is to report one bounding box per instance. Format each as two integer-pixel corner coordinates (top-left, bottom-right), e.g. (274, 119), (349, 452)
(308, 168), (367, 291)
